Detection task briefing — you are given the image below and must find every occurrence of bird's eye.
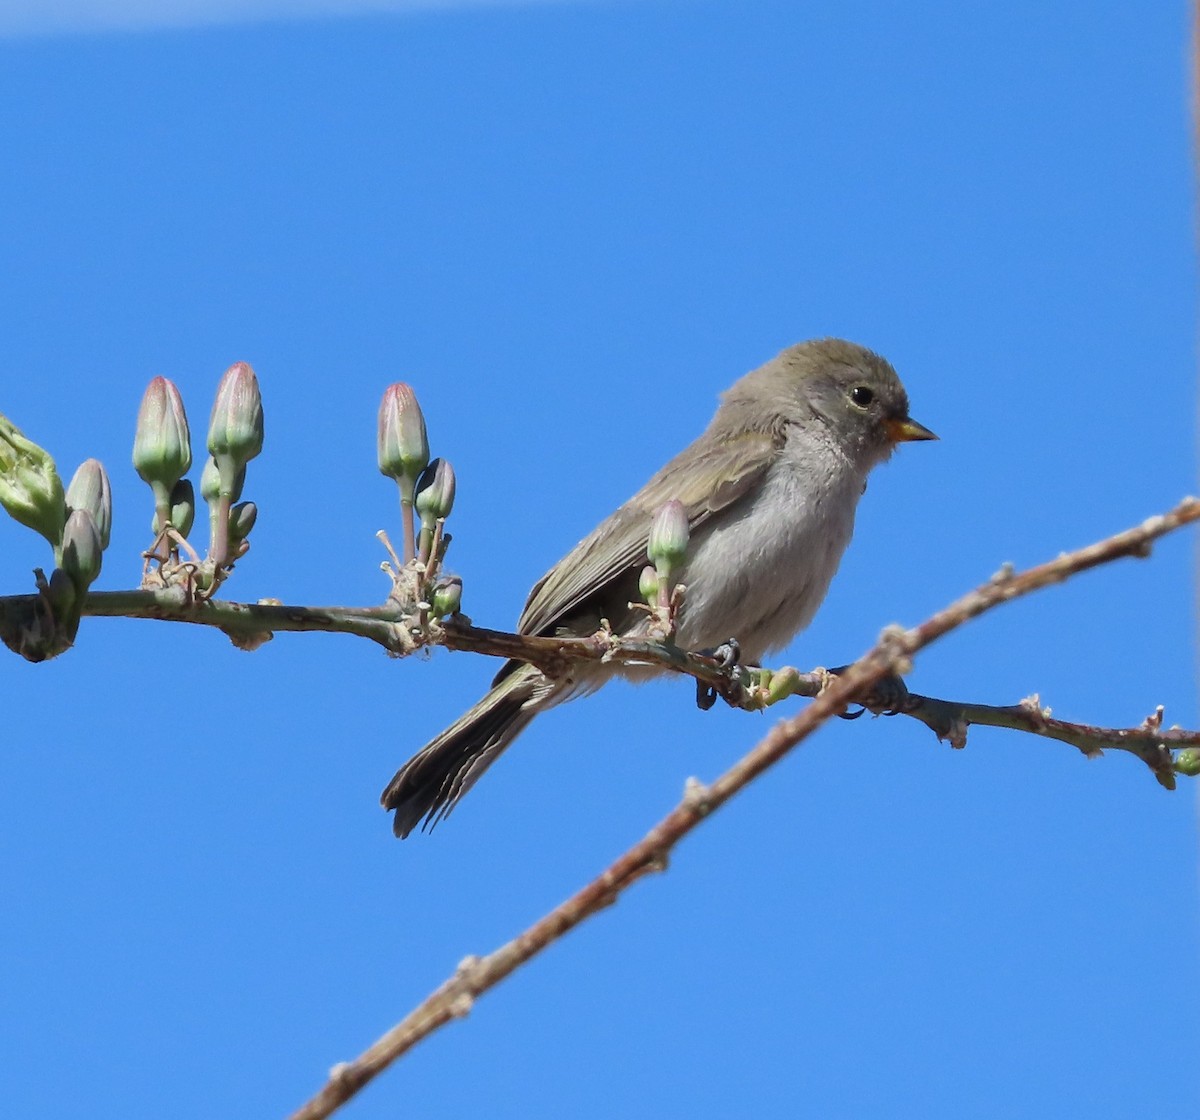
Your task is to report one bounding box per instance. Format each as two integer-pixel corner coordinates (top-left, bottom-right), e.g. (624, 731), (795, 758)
(849, 386), (874, 408)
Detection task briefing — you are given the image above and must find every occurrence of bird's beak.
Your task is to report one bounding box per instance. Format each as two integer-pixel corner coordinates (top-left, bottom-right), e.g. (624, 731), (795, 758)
(886, 415), (938, 443)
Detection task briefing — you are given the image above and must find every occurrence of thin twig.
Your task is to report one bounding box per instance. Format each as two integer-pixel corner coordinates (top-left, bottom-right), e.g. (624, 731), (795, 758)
(897, 692), (1188, 788)
(284, 496), (1200, 1120)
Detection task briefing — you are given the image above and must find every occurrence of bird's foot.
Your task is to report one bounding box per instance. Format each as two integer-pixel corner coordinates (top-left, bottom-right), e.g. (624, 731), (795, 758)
(825, 663), (912, 719)
(695, 638), (743, 711)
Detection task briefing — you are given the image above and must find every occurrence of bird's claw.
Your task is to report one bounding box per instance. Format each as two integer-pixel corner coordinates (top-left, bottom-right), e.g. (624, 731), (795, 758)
(695, 638), (743, 711)
(827, 665), (912, 715)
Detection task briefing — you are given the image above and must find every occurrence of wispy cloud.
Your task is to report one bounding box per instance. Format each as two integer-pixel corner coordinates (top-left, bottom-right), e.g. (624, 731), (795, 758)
(0, 0), (567, 38)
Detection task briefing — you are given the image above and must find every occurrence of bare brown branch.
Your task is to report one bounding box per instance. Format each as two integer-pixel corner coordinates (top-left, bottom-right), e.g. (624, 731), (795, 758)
(284, 495), (1200, 1120)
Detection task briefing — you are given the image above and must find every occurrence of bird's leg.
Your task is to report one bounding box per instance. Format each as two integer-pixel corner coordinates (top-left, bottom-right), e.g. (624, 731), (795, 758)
(695, 638), (742, 711)
(825, 663), (913, 718)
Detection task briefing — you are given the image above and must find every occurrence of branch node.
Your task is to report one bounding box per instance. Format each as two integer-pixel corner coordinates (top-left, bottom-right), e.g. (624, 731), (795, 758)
(223, 626), (273, 651)
(1140, 705), (1165, 734)
(940, 717), (969, 750)
(875, 623), (916, 674)
(455, 954), (482, 979)
(1018, 693), (1050, 729)
(644, 849), (669, 874)
(682, 776), (712, 815)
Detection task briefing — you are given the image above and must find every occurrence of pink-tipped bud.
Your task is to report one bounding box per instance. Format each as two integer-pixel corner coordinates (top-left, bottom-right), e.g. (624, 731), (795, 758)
(378, 383), (429, 500)
(133, 377), (192, 493)
(647, 499), (689, 583)
(66, 459), (112, 551)
(207, 361), (264, 481)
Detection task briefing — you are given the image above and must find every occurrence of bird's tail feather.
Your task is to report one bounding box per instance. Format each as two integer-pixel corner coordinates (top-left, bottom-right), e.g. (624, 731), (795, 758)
(381, 666), (540, 837)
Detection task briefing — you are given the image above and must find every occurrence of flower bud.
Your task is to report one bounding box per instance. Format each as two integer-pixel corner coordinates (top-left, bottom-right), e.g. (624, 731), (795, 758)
(153, 479), (195, 537)
(378, 383), (429, 498)
(0, 412), (67, 546)
(44, 566), (78, 618)
(228, 500), (258, 546)
(766, 666), (802, 706)
(133, 377), (192, 493)
(414, 458), (456, 528)
(1174, 749), (1200, 777)
(207, 361), (264, 483)
(200, 455), (244, 505)
(431, 575), (463, 618)
(66, 458), (112, 551)
(60, 508), (103, 592)
(638, 565), (659, 606)
(647, 499), (689, 583)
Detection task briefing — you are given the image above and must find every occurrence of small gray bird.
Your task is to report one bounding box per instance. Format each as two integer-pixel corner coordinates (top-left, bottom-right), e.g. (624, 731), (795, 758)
(382, 338), (935, 837)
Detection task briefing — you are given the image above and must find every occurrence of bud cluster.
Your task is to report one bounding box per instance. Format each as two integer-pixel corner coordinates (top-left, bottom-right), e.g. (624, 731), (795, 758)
(132, 362), (265, 591)
(377, 384), (461, 620)
(640, 499), (690, 636)
(0, 412), (116, 647)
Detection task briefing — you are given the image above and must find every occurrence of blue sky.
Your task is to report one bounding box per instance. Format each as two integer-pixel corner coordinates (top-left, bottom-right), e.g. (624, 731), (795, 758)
(0, 2), (1196, 1118)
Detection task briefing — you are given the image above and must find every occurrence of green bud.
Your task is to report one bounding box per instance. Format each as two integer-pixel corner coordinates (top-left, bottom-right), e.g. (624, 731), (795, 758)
(639, 565), (659, 606)
(200, 455), (244, 505)
(200, 455), (219, 503)
(414, 458), (456, 529)
(766, 667), (802, 706)
(0, 412), (67, 547)
(431, 575), (463, 618)
(1174, 749), (1200, 777)
(60, 508), (103, 592)
(44, 566), (78, 618)
(172, 479), (196, 538)
(228, 500), (258, 546)
(153, 478), (195, 537)
(378, 383), (430, 499)
(647, 499), (689, 583)
(66, 458), (112, 551)
(207, 361), (264, 483)
(133, 377), (192, 493)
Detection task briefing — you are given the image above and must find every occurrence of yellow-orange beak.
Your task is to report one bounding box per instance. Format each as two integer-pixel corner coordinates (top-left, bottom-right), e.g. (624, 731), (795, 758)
(886, 416), (938, 443)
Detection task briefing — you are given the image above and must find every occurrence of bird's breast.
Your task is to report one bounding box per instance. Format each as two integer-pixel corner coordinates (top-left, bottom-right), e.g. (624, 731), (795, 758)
(671, 437), (866, 661)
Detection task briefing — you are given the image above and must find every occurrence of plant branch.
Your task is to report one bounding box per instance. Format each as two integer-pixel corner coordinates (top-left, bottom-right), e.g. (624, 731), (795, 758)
(284, 494), (1200, 1120)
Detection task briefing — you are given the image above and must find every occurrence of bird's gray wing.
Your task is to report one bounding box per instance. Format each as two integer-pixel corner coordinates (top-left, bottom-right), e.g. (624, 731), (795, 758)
(515, 429), (780, 639)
